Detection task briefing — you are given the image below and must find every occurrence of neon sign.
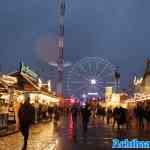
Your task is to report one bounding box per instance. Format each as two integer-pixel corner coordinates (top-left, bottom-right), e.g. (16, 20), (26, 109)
(20, 62), (39, 82)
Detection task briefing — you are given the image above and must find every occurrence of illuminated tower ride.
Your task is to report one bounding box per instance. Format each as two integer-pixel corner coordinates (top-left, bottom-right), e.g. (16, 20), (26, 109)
(50, 0), (70, 98)
(57, 0), (65, 97)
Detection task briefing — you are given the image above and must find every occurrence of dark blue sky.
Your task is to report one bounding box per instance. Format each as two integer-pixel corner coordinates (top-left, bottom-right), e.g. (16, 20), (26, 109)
(0, 0), (150, 89)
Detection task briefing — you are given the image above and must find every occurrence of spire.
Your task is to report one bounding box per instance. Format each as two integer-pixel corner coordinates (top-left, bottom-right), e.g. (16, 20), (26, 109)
(57, 0), (65, 97)
(114, 66), (120, 92)
(141, 58), (150, 88)
(145, 58), (150, 72)
(143, 58), (150, 80)
(19, 58), (23, 72)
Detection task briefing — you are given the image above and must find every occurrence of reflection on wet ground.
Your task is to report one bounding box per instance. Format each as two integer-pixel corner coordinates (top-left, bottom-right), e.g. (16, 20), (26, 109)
(0, 114), (150, 150)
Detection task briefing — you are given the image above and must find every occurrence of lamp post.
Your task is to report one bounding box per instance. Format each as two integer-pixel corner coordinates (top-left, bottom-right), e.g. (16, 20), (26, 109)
(114, 67), (120, 93)
(90, 79), (96, 85)
(82, 94), (87, 99)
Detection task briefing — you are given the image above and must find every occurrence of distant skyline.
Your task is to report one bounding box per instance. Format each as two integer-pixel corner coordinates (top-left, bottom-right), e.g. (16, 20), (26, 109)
(0, 0), (150, 90)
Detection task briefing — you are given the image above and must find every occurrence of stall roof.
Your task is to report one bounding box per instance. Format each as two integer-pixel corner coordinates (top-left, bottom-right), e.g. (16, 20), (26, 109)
(10, 71), (54, 96)
(0, 80), (8, 89)
(23, 90), (56, 98)
(0, 83), (7, 93)
(0, 77), (10, 93)
(10, 71), (39, 91)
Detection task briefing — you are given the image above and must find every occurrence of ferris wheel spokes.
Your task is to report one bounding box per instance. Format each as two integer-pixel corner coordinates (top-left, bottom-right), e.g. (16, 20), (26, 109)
(94, 61), (104, 77)
(73, 69), (90, 81)
(95, 63), (111, 79)
(96, 80), (115, 85)
(73, 83), (89, 94)
(99, 72), (114, 80)
(95, 86), (104, 96)
(94, 85), (105, 97)
(67, 57), (115, 98)
(77, 63), (91, 80)
(69, 80), (88, 85)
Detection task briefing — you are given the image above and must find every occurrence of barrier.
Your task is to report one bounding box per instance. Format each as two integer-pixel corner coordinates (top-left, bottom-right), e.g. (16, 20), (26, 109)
(0, 113), (8, 130)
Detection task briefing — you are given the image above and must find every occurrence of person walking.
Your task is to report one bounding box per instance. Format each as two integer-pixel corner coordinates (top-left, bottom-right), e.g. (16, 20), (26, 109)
(96, 106), (101, 118)
(144, 104), (150, 129)
(81, 104), (91, 137)
(71, 104), (79, 139)
(117, 107), (127, 129)
(102, 107), (106, 121)
(71, 104), (78, 128)
(137, 104), (144, 129)
(112, 107), (119, 128)
(18, 94), (34, 150)
(107, 108), (112, 125)
(48, 106), (53, 121)
(54, 105), (60, 127)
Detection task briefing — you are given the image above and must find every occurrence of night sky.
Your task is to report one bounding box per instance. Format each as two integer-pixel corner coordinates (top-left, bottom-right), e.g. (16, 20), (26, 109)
(0, 0), (150, 91)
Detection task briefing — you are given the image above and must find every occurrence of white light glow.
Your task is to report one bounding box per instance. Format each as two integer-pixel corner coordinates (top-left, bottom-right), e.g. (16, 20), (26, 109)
(90, 79), (96, 85)
(38, 78), (42, 88)
(82, 102), (86, 106)
(82, 94), (87, 98)
(1, 75), (17, 85)
(112, 93), (120, 103)
(88, 92), (98, 96)
(48, 80), (52, 92)
(134, 76), (143, 86)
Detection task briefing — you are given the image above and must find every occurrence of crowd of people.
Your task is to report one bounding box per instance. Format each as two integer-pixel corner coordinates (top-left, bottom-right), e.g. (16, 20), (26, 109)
(17, 94), (150, 150)
(18, 97), (62, 150)
(68, 101), (150, 133)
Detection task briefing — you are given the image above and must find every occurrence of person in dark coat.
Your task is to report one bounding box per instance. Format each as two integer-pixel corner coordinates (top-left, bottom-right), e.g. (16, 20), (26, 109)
(48, 106), (53, 121)
(71, 104), (79, 139)
(112, 107), (119, 128)
(71, 104), (78, 127)
(53, 106), (60, 126)
(102, 107), (106, 121)
(137, 104), (144, 129)
(107, 108), (112, 125)
(96, 106), (101, 118)
(144, 105), (150, 129)
(18, 95), (34, 150)
(81, 104), (91, 136)
(117, 107), (127, 129)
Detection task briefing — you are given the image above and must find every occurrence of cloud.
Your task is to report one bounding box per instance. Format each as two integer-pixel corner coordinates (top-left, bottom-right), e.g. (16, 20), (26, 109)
(35, 33), (58, 63)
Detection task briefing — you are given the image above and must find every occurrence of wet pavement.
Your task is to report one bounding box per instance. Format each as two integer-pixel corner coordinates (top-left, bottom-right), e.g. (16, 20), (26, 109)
(0, 115), (150, 150)
(0, 124), (17, 137)
(0, 122), (57, 150)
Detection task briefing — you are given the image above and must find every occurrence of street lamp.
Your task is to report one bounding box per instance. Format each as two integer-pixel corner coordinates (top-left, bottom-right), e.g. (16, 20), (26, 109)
(82, 94), (87, 98)
(88, 92), (98, 96)
(90, 79), (96, 85)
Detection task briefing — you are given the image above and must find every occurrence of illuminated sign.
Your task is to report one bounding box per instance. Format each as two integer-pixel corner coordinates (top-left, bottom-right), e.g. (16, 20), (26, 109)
(134, 76), (143, 86)
(20, 62), (39, 82)
(88, 92), (98, 96)
(112, 93), (120, 103)
(105, 87), (113, 97)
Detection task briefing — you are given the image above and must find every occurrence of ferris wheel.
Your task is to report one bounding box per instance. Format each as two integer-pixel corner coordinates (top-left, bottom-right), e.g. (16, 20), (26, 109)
(67, 57), (116, 99)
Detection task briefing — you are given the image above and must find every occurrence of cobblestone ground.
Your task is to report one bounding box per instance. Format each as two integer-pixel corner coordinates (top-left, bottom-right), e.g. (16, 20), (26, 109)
(0, 122), (58, 150)
(0, 115), (150, 150)
(57, 116), (150, 150)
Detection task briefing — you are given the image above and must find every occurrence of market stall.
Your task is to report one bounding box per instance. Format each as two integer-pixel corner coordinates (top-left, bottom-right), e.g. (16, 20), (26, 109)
(0, 75), (18, 129)
(10, 62), (59, 123)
